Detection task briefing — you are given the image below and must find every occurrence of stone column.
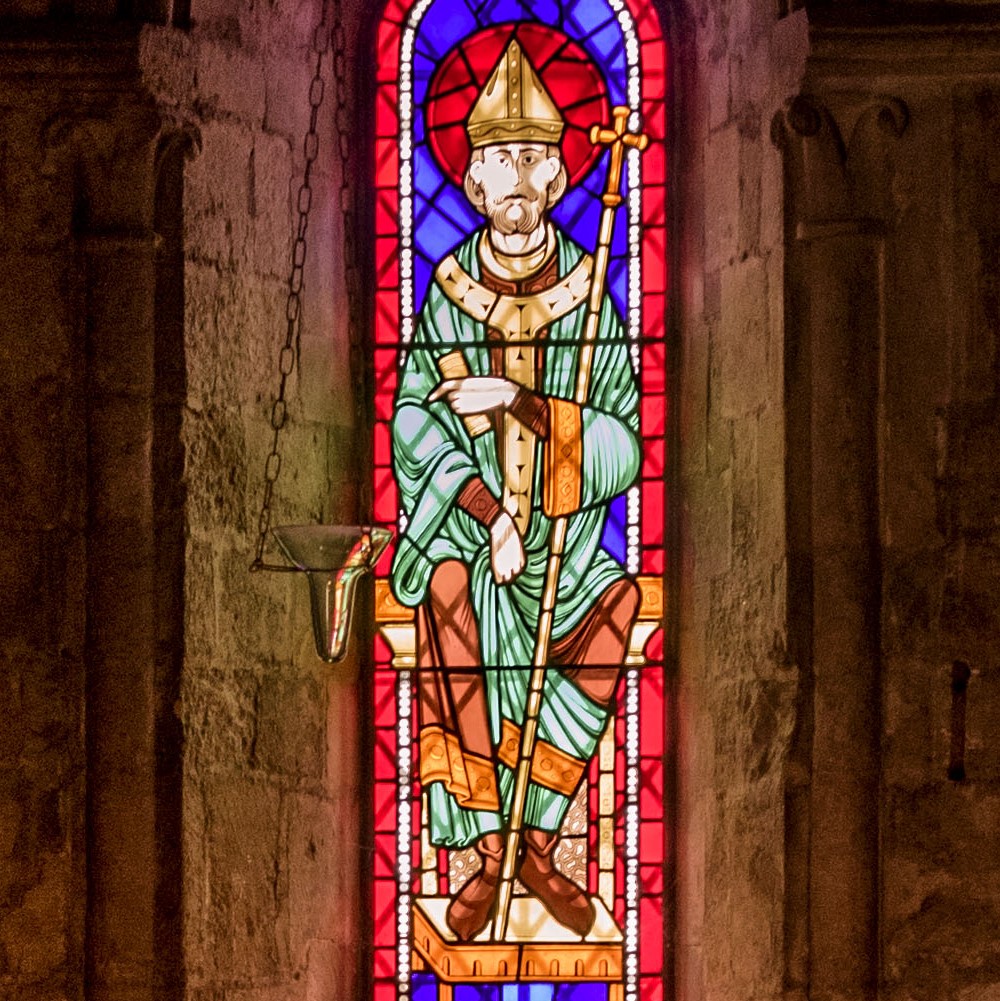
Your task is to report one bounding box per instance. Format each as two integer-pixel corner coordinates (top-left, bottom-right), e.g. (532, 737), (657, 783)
(800, 215), (882, 1001)
(83, 224), (159, 1001)
(775, 93), (908, 1001)
(55, 101), (164, 1001)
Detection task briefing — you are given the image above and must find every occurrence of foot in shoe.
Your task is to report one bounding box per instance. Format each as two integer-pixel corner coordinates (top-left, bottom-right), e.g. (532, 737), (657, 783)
(518, 828), (596, 936)
(445, 832), (504, 942)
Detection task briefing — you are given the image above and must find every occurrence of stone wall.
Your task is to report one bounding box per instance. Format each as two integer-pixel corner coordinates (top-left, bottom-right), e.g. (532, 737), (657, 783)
(0, 31), (163, 1001)
(0, 3), (369, 1000)
(5, 3), (1000, 1001)
(0, 53), (91, 1001)
(811, 24), (1000, 1001)
(141, 0), (371, 997)
(672, 3), (807, 1001)
(778, 16), (1000, 1001)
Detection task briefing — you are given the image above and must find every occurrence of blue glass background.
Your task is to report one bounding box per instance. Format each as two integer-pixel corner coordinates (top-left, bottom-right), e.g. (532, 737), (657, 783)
(400, 12), (638, 998)
(410, 0), (630, 320)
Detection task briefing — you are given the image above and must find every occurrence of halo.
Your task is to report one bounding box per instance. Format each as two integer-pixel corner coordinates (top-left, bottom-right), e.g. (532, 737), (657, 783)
(424, 22), (611, 189)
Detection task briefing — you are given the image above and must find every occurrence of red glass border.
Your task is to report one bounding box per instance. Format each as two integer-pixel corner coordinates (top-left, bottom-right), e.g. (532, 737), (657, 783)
(372, 1), (670, 995)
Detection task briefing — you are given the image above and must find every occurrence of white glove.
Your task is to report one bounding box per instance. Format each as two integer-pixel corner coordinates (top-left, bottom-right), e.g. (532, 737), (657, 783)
(429, 376), (517, 415)
(490, 511), (525, 584)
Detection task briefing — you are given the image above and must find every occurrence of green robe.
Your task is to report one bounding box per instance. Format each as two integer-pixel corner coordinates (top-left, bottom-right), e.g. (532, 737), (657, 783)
(391, 227), (640, 847)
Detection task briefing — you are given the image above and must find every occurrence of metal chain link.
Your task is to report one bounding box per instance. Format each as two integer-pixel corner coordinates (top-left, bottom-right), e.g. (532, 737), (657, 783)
(251, 0), (333, 571)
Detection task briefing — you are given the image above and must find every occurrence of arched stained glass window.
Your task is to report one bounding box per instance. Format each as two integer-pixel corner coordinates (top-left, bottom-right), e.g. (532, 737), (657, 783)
(371, 1), (668, 999)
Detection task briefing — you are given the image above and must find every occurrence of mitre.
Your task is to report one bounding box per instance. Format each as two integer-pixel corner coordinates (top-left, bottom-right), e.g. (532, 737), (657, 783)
(466, 38), (564, 148)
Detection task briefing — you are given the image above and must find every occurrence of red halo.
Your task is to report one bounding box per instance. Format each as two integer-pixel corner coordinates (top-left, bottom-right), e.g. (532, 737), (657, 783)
(425, 22), (611, 189)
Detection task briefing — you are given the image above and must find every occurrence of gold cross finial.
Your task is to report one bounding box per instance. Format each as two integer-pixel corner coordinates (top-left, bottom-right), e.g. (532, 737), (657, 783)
(590, 106), (649, 208)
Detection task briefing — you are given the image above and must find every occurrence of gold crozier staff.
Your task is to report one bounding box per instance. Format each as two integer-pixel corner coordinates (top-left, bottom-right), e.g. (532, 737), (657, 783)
(492, 106), (649, 941)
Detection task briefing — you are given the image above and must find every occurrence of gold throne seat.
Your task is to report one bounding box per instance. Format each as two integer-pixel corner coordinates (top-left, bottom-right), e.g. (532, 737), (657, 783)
(374, 575), (663, 669)
(412, 895), (623, 985)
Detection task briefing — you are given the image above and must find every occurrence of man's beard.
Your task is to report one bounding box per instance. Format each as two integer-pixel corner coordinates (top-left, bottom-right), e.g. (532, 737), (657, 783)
(484, 192), (547, 236)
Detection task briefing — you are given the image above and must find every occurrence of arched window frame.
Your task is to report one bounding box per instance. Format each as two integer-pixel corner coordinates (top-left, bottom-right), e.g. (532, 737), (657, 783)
(367, 3), (672, 998)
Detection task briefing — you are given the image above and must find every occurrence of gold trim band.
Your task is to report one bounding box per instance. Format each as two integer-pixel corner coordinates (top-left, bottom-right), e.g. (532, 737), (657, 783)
(543, 397), (582, 517)
(434, 253), (592, 339)
(496, 719), (586, 796)
(420, 726), (501, 811)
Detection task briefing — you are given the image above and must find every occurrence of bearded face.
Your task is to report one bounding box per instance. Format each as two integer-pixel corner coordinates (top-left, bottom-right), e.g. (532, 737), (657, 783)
(484, 184), (547, 235)
(465, 144), (567, 236)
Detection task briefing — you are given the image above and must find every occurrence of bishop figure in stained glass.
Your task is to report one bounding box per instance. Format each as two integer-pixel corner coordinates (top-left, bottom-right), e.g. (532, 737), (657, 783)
(390, 37), (641, 942)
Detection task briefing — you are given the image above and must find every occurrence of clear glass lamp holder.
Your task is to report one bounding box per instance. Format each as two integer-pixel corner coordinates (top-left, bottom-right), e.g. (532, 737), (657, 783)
(269, 525), (393, 663)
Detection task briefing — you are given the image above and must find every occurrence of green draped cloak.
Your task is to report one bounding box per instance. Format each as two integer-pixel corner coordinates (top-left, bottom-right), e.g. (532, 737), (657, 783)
(391, 227), (640, 848)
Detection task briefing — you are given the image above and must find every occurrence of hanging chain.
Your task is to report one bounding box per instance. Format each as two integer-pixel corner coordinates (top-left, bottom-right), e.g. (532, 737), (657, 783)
(251, 2), (333, 572)
(333, 19), (352, 284)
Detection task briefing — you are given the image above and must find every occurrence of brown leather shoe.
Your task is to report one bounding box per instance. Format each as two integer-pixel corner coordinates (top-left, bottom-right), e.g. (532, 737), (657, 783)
(518, 829), (596, 936)
(445, 833), (504, 941)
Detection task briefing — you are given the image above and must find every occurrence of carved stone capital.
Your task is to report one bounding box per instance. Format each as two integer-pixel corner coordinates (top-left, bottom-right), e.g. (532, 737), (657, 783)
(40, 101), (162, 178)
(826, 93), (909, 158)
(771, 94), (827, 146)
(774, 92), (909, 226)
(154, 118), (203, 173)
(772, 93), (908, 161)
(773, 95), (849, 220)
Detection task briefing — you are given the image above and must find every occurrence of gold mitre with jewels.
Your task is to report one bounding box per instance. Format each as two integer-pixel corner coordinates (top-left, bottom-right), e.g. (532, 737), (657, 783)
(466, 39), (564, 148)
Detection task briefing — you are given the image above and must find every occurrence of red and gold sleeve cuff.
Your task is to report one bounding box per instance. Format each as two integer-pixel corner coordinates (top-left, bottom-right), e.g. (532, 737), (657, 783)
(509, 387), (550, 437)
(456, 476), (502, 527)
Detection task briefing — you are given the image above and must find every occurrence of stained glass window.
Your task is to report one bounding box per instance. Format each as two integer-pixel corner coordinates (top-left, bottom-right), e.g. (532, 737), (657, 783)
(371, 2), (668, 999)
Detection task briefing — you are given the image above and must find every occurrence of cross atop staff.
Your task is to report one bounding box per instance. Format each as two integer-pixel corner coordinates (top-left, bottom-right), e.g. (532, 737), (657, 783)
(595, 106), (651, 204)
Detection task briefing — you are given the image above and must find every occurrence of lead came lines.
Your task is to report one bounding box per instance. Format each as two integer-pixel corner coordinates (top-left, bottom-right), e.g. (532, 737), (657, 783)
(396, 673), (414, 996)
(397, 4), (433, 989)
